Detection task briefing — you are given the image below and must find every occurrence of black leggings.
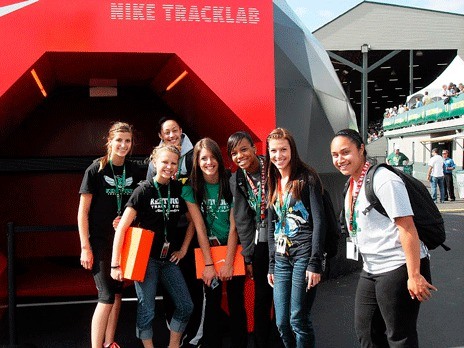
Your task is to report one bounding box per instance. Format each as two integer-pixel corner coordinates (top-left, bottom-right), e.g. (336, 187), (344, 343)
(355, 257), (431, 348)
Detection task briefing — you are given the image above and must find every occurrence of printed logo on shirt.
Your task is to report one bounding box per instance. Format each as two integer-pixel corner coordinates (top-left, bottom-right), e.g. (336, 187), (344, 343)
(104, 175), (135, 195)
(149, 197), (180, 212)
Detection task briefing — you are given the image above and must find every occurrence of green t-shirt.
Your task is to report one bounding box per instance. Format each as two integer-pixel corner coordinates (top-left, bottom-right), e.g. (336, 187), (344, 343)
(182, 183), (232, 245)
(387, 152), (409, 166)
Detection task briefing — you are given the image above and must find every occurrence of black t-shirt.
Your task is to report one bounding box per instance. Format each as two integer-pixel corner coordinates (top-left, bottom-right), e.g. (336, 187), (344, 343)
(79, 159), (143, 250)
(126, 179), (187, 259)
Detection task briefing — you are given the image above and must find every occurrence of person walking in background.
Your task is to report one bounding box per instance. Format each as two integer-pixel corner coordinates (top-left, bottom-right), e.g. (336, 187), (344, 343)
(386, 146), (409, 166)
(111, 144), (194, 348)
(78, 122), (143, 348)
(266, 128), (326, 348)
(182, 138), (248, 348)
(427, 148), (445, 203)
(442, 150), (456, 201)
(227, 131), (284, 348)
(331, 129), (436, 347)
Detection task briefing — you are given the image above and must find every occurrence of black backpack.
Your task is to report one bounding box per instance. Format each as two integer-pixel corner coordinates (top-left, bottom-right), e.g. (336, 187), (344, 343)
(301, 185), (341, 259)
(361, 163), (449, 251)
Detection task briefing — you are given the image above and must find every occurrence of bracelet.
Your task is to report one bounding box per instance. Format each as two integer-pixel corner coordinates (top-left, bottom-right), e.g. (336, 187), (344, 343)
(111, 265), (120, 269)
(205, 263), (214, 267)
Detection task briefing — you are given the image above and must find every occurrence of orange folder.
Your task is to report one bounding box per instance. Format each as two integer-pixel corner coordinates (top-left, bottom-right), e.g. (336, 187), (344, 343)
(194, 245), (245, 279)
(120, 227), (154, 282)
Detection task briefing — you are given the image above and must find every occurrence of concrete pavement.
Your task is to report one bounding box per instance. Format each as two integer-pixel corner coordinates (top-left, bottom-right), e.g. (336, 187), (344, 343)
(1, 201), (463, 348)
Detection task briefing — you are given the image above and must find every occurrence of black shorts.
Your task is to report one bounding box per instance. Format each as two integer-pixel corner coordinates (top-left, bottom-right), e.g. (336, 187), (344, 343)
(92, 247), (123, 304)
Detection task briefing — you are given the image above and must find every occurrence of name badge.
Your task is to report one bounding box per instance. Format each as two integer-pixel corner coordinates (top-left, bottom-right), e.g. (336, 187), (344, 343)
(346, 238), (359, 261)
(276, 234), (288, 255)
(255, 222), (268, 244)
(208, 236), (221, 247)
(160, 241), (170, 259)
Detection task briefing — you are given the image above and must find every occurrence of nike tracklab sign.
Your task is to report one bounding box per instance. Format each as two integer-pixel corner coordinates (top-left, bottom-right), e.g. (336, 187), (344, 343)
(0, 0), (39, 18)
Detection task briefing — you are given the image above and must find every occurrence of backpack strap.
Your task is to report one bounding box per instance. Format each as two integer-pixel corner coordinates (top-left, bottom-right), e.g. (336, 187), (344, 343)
(235, 167), (249, 200)
(362, 163), (397, 217)
(184, 149), (194, 174)
(339, 178), (351, 235)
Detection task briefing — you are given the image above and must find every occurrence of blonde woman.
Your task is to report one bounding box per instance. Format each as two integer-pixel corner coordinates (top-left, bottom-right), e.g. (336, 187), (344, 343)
(111, 145), (194, 348)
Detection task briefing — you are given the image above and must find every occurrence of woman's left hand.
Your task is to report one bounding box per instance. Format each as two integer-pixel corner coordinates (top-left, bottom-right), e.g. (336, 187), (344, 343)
(306, 271), (321, 290)
(218, 263), (234, 281)
(408, 274), (437, 302)
(170, 249), (186, 265)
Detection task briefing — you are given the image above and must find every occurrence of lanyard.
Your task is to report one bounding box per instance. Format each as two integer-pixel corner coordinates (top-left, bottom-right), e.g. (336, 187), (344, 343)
(203, 185), (222, 236)
(153, 179), (171, 240)
(274, 179), (292, 235)
(109, 160), (126, 216)
(243, 157), (267, 224)
(348, 161), (371, 234)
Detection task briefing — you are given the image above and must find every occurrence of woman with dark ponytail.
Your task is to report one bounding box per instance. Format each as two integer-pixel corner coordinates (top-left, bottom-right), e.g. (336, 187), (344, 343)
(331, 128), (436, 347)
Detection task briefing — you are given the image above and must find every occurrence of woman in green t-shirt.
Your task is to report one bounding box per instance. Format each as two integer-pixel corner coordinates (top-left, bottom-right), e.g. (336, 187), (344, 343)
(182, 138), (248, 348)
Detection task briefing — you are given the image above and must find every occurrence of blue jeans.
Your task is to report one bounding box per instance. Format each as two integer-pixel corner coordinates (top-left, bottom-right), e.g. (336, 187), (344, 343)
(273, 256), (317, 348)
(134, 257), (193, 340)
(430, 176), (445, 202)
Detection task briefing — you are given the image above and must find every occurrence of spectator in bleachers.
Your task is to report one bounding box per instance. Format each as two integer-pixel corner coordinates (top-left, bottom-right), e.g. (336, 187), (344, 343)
(457, 83), (463, 95)
(415, 97), (423, 108)
(422, 91), (432, 105)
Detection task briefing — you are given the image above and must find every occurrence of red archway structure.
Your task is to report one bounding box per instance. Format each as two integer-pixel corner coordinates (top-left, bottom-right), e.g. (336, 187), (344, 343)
(0, 0), (275, 326)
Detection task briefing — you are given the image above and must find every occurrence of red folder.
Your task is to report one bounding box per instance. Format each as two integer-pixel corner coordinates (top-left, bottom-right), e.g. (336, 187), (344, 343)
(120, 227), (154, 281)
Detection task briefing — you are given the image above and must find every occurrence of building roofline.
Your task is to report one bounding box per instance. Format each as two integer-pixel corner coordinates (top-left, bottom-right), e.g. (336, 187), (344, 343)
(312, 0), (464, 34)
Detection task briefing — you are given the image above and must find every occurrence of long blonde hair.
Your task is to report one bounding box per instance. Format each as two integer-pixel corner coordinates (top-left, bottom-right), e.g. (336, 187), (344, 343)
(98, 122), (135, 171)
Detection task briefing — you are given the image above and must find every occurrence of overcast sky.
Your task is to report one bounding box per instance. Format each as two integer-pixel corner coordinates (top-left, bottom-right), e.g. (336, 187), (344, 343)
(285, 0), (464, 32)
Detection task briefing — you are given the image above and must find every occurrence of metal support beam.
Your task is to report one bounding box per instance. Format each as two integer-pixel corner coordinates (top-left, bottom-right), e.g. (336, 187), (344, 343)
(7, 222), (17, 346)
(328, 51), (362, 72)
(367, 50), (401, 73)
(409, 50), (414, 95)
(361, 48), (369, 143)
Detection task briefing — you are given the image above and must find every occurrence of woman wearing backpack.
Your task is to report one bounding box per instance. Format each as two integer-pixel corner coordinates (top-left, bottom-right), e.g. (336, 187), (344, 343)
(266, 128), (326, 348)
(330, 129), (437, 348)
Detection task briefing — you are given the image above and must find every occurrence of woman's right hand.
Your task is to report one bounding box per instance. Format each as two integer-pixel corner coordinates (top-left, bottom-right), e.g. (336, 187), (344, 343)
(202, 265), (217, 287)
(112, 216), (121, 230)
(267, 273), (275, 288)
(80, 248), (93, 270)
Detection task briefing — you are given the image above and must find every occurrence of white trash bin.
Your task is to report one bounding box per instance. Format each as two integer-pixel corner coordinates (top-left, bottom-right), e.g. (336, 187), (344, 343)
(456, 170), (464, 199)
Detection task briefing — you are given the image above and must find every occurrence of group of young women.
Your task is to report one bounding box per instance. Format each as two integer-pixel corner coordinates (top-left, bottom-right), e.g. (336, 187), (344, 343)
(79, 118), (436, 348)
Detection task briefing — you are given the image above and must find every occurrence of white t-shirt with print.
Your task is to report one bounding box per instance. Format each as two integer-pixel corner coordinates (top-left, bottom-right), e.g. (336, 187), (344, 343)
(344, 167), (428, 274)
